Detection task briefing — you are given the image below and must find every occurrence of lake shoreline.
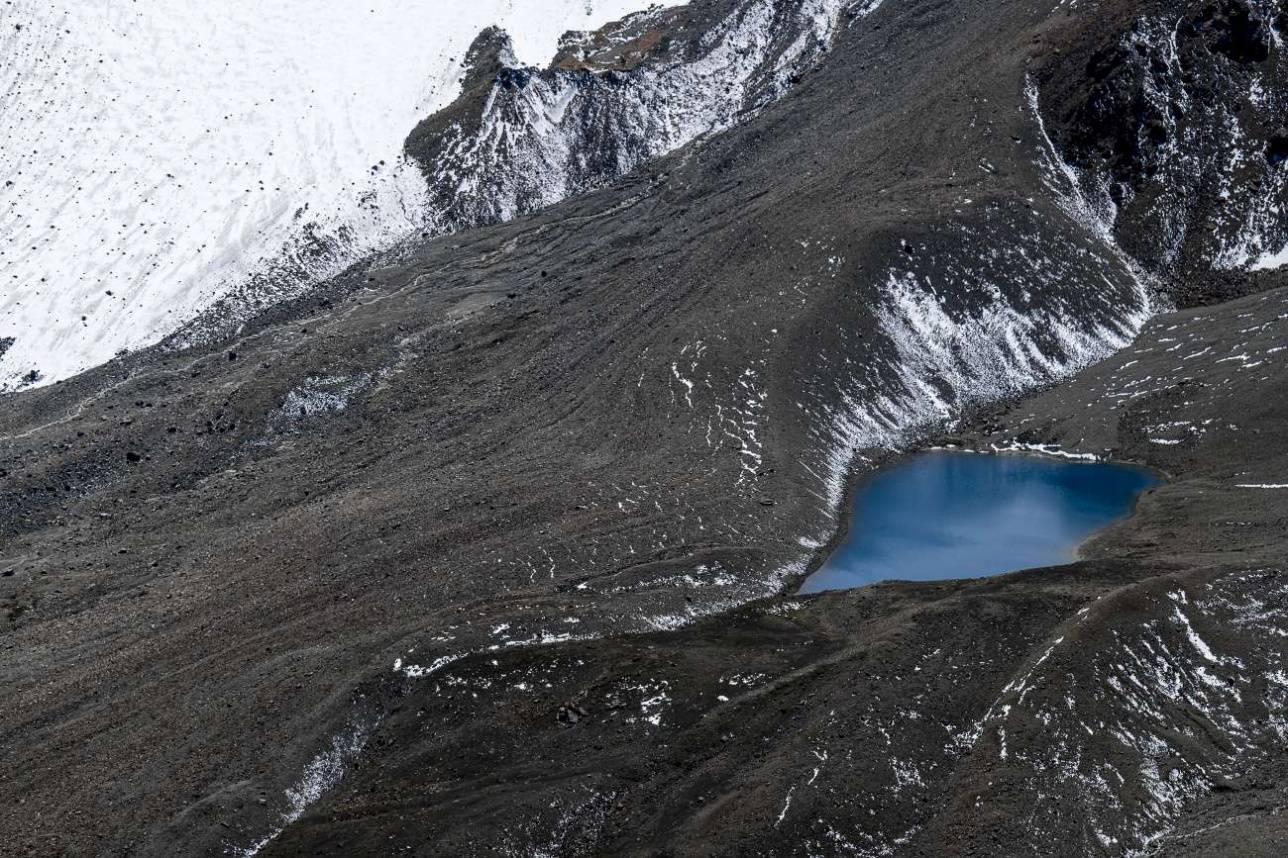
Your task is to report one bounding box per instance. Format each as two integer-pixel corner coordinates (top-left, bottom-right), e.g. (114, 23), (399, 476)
(799, 450), (1161, 594)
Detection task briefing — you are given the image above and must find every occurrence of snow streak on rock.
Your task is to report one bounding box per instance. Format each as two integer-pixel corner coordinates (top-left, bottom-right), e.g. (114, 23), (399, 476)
(232, 722), (371, 857)
(779, 77), (1161, 534)
(406, 0), (871, 234)
(808, 212), (1151, 517)
(967, 569), (1288, 855)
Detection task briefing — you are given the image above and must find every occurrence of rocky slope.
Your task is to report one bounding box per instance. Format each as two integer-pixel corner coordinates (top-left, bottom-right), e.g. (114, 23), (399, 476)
(403, 0), (863, 234)
(1, 0), (1287, 855)
(1035, 0), (1288, 303)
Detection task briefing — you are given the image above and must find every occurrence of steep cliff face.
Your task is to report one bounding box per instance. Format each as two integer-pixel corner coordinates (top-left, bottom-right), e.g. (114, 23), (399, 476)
(1035, 0), (1288, 304)
(165, 0), (871, 372)
(403, 0), (870, 233)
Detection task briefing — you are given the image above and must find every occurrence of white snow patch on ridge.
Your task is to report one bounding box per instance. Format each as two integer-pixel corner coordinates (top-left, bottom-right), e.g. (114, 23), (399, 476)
(1251, 243), (1288, 271)
(0, 0), (680, 390)
(231, 722), (370, 857)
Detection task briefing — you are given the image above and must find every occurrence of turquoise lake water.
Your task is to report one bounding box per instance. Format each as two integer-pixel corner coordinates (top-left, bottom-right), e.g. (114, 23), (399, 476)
(800, 451), (1161, 594)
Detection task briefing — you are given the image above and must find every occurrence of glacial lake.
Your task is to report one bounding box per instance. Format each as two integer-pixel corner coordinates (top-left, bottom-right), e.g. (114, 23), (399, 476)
(799, 451), (1161, 594)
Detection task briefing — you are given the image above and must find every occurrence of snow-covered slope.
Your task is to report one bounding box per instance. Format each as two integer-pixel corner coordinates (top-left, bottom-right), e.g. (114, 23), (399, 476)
(0, 0), (682, 391)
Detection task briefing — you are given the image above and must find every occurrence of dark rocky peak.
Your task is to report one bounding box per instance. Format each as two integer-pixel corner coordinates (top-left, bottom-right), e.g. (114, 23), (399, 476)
(1035, 0), (1288, 305)
(403, 0), (861, 239)
(459, 26), (520, 91)
(1181, 0), (1273, 64)
(552, 4), (699, 72)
